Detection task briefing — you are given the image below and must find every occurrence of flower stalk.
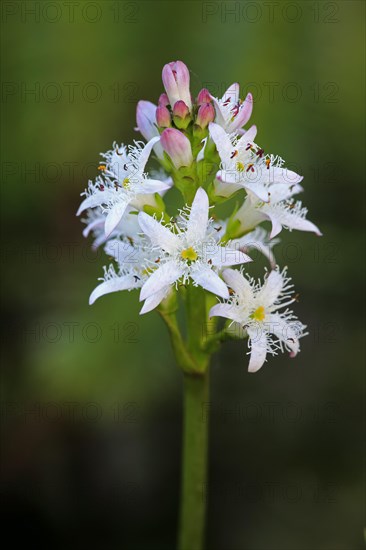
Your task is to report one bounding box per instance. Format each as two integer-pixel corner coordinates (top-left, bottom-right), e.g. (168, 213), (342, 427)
(77, 59), (322, 550)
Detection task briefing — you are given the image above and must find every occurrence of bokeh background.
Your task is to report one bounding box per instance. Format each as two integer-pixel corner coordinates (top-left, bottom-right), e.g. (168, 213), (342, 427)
(1, 1), (365, 548)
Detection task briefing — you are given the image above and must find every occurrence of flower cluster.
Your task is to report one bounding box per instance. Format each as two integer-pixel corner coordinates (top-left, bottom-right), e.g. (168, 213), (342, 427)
(77, 60), (321, 372)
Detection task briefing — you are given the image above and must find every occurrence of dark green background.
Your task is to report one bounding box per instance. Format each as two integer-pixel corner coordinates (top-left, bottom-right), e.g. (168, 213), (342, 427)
(1, 1), (364, 548)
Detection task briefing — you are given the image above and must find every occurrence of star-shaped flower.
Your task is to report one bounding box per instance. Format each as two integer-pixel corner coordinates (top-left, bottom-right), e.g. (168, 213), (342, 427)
(77, 137), (171, 237)
(209, 122), (271, 202)
(89, 235), (170, 315)
(137, 188), (252, 308)
(210, 268), (307, 372)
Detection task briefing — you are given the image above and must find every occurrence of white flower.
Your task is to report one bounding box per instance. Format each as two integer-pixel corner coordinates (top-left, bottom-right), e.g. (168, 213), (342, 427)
(89, 236), (170, 315)
(137, 188), (252, 309)
(233, 157), (321, 238)
(77, 137), (170, 238)
(210, 268), (307, 372)
(209, 122), (271, 202)
(211, 84), (253, 133)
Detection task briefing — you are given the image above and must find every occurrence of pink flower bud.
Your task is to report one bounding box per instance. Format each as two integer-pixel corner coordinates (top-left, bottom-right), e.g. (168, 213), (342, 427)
(173, 100), (190, 119)
(158, 93), (170, 107)
(196, 103), (215, 129)
(196, 88), (212, 106)
(162, 61), (192, 110)
(160, 128), (193, 169)
(156, 106), (171, 128)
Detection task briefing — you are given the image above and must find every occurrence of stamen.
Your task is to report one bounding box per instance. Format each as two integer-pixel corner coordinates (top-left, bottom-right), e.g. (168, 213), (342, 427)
(250, 306), (265, 321)
(181, 247), (198, 262)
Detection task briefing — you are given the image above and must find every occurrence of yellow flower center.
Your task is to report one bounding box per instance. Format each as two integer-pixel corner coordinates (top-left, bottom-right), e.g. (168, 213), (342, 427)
(251, 306), (265, 322)
(236, 161), (245, 172)
(122, 177), (130, 188)
(181, 247), (198, 262)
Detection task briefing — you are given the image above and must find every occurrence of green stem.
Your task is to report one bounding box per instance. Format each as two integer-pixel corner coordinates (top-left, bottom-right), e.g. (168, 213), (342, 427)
(178, 371), (209, 550)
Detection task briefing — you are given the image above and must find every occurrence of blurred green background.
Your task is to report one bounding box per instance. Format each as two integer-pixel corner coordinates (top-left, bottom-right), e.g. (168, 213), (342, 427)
(1, 1), (364, 548)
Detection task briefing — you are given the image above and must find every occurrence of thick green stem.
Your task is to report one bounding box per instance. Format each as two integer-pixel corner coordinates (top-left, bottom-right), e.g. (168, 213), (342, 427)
(178, 371), (209, 550)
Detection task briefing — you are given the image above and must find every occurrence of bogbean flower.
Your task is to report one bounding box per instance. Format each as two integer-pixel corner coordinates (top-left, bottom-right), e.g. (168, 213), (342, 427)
(208, 122), (270, 201)
(232, 155), (322, 238)
(77, 138), (171, 237)
(210, 268), (307, 372)
(211, 83), (253, 133)
(89, 236), (171, 315)
(137, 188), (251, 309)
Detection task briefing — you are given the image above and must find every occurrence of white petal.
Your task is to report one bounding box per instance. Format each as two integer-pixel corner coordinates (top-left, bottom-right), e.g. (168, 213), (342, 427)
(77, 190), (115, 216)
(222, 268), (253, 303)
(213, 178), (241, 198)
(210, 97), (226, 128)
(256, 270), (284, 307)
(190, 266), (229, 299)
(105, 201), (129, 237)
(209, 122), (233, 160)
(209, 245), (251, 267)
(82, 217), (104, 238)
(267, 313), (302, 356)
(247, 327), (268, 372)
(209, 302), (240, 322)
(139, 178), (171, 194)
(139, 288), (169, 315)
(140, 261), (182, 301)
(267, 182), (303, 203)
(222, 82), (239, 104)
(138, 137), (160, 173)
(196, 137), (207, 163)
(267, 166), (303, 187)
(138, 212), (180, 254)
(242, 179), (269, 202)
(264, 208), (322, 238)
(236, 124), (257, 147)
(186, 188), (209, 243)
(89, 275), (138, 305)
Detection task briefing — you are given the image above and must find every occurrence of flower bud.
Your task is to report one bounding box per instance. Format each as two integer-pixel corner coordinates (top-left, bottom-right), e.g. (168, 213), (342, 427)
(136, 100), (158, 141)
(196, 103), (215, 129)
(156, 106), (171, 128)
(160, 128), (193, 169)
(158, 93), (170, 107)
(162, 61), (192, 110)
(196, 88), (212, 106)
(172, 100), (191, 129)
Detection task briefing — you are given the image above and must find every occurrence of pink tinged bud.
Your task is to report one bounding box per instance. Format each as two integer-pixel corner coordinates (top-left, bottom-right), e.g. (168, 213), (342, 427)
(156, 106), (171, 128)
(196, 103), (215, 129)
(158, 93), (170, 107)
(196, 88), (212, 106)
(162, 60), (192, 111)
(136, 100), (158, 141)
(160, 128), (193, 169)
(173, 100), (190, 119)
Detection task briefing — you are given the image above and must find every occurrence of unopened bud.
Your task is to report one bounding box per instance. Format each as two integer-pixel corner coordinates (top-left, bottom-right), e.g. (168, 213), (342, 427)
(158, 93), (170, 107)
(172, 100), (191, 129)
(162, 61), (192, 110)
(160, 128), (193, 169)
(156, 106), (171, 128)
(196, 88), (212, 106)
(196, 103), (215, 129)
